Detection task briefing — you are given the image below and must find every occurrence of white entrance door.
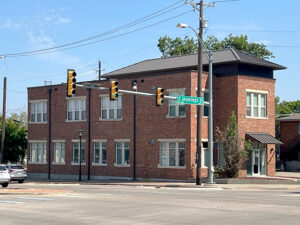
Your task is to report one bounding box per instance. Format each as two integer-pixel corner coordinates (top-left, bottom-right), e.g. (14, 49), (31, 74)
(252, 149), (260, 176)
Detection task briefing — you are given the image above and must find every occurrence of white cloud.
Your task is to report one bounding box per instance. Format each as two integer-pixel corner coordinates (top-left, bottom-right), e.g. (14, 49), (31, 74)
(1, 18), (23, 31)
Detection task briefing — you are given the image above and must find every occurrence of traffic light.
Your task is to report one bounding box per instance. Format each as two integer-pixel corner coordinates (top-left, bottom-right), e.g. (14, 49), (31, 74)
(110, 80), (119, 100)
(67, 69), (76, 97)
(156, 87), (164, 106)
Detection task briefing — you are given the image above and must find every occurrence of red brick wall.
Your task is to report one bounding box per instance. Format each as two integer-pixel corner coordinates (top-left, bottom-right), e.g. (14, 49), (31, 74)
(280, 121), (300, 151)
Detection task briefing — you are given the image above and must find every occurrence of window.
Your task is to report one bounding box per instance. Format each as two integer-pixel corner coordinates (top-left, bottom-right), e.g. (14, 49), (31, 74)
(72, 142), (85, 163)
(53, 142), (65, 164)
(30, 142), (46, 163)
(203, 92), (209, 117)
(246, 92), (267, 118)
(203, 142), (209, 167)
(67, 98), (86, 121)
(93, 141), (107, 165)
(159, 141), (185, 167)
(115, 141), (130, 166)
(298, 123), (300, 135)
(168, 90), (185, 117)
(30, 101), (47, 123)
(101, 96), (122, 120)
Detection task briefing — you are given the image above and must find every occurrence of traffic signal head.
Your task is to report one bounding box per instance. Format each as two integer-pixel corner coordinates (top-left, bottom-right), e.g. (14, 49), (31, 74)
(156, 87), (164, 106)
(110, 80), (119, 100)
(67, 69), (76, 97)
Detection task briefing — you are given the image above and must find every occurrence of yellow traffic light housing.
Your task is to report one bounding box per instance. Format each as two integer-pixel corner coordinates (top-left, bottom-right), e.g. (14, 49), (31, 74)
(156, 87), (164, 106)
(67, 69), (76, 97)
(110, 80), (119, 100)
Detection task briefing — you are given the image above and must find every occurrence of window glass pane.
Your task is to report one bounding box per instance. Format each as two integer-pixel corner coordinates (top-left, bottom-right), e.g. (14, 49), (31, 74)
(37, 113), (42, 122)
(179, 142), (185, 149)
(43, 102), (47, 113)
(75, 111), (80, 120)
(117, 97), (122, 109)
(102, 97), (108, 109)
(124, 142), (130, 149)
(247, 106), (251, 117)
(247, 93), (251, 105)
(261, 107), (266, 118)
(169, 148), (176, 166)
(260, 150), (266, 175)
(179, 105), (185, 116)
(179, 148), (185, 166)
(61, 144), (65, 163)
(81, 99), (86, 111)
(204, 148), (209, 167)
(253, 106), (259, 117)
(204, 106), (209, 117)
(102, 148), (107, 164)
(160, 149), (167, 166)
(260, 94), (266, 107)
(68, 112), (72, 121)
(117, 109), (122, 119)
(94, 148), (100, 163)
(204, 92), (209, 101)
(81, 111), (86, 120)
(117, 148), (122, 164)
(31, 103), (35, 113)
(75, 100), (80, 110)
(31, 114), (35, 122)
(109, 100), (114, 109)
(109, 109), (114, 119)
(253, 94), (258, 106)
(102, 110), (107, 119)
(125, 149), (130, 164)
(169, 106), (176, 117)
(68, 100), (72, 111)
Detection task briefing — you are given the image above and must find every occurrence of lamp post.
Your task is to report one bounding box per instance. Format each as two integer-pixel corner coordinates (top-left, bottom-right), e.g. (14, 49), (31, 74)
(78, 130), (83, 181)
(177, 23), (214, 184)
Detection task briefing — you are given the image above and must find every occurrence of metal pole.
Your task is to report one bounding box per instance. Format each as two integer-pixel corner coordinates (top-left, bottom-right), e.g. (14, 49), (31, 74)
(87, 89), (91, 180)
(98, 60), (101, 80)
(48, 88), (52, 180)
(0, 77), (6, 163)
(132, 81), (137, 180)
(208, 51), (214, 183)
(79, 130), (82, 181)
(196, 0), (203, 185)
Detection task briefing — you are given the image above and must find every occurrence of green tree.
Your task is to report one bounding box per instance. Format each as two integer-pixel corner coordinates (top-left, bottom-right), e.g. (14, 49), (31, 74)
(157, 34), (274, 59)
(0, 115), (27, 163)
(216, 112), (250, 178)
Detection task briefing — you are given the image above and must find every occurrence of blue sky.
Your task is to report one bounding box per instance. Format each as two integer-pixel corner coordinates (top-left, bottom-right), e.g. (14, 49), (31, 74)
(0, 0), (299, 114)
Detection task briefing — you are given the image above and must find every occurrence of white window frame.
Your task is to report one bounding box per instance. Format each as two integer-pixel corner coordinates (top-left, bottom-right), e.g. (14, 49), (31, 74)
(71, 140), (86, 165)
(167, 88), (186, 118)
(158, 139), (186, 168)
(246, 90), (268, 119)
(114, 139), (130, 167)
(29, 100), (47, 123)
(28, 141), (47, 164)
(52, 140), (65, 165)
(93, 139), (107, 166)
(66, 97), (86, 122)
(100, 95), (122, 120)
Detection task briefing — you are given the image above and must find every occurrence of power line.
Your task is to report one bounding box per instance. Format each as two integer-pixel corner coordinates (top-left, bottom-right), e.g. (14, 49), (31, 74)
(5, 10), (193, 57)
(208, 28), (300, 33)
(1, 0), (185, 57)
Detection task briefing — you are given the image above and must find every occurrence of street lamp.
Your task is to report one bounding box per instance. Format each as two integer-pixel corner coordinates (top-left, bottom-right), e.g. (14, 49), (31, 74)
(78, 130), (83, 181)
(177, 22), (214, 184)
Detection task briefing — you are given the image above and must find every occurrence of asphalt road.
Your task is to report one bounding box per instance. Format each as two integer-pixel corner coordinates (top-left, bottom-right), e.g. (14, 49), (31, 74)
(0, 182), (300, 225)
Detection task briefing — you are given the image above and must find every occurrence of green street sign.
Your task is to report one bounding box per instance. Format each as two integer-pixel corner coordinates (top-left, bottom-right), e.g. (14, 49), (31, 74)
(177, 96), (204, 105)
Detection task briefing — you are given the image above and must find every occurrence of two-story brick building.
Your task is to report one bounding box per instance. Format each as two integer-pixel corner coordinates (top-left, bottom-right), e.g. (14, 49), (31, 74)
(27, 48), (285, 181)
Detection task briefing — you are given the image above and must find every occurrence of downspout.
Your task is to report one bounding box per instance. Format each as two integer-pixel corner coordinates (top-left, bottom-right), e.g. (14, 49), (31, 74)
(88, 88), (91, 180)
(48, 88), (52, 180)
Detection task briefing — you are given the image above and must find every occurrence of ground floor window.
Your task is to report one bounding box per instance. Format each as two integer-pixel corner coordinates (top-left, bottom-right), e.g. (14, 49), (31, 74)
(53, 142), (65, 164)
(247, 142), (266, 176)
(73, 142), (85, 164)
(159, 141), (185, 167)
(115, 142), (130, 166)
(30, 142), (46, 163)
(94, 141), (107, 165)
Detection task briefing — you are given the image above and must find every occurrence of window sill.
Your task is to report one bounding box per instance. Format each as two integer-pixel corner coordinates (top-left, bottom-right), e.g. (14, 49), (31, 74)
(195, 115), (208, 118)
(65, 119), (87, 122)
(71, 162), (86, 166)
(166, 115), (186, 119)
(157, 165), (186, 169)
(114, 163), (130, 167)
(29, 122), (48, 124)
(99, 118), (123, 121)
(52, 162), (66, 165)
(246, 116), (268, 120)
(92, 163), (107, 166)
(28, 162), (47, 165)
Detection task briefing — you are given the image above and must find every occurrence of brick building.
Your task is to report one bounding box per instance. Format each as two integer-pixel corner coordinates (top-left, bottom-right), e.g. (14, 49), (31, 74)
(277, 113), (300, 161)
(27, 48), (285, 181)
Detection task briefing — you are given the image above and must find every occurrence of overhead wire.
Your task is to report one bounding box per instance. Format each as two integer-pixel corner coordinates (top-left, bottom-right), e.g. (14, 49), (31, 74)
(1, 0), (185, 57)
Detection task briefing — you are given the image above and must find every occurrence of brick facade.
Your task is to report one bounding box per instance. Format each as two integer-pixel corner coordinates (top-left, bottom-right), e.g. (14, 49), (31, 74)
(27, 65), (279, 180)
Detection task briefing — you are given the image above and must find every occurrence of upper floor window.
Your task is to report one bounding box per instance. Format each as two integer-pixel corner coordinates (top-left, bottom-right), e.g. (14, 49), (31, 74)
(67, 98), (86, 121)
(246, 91), (267, 118)
(30, 101), (47, 123)
(168, 89), (185, 117)
(30, 142), (46, 163)
(53, 142), (65, 164)
(93, 141), (107, 165)
(115, 141), (130, 166)
(159, 141), (185, 167)
(101, 96), (122, 120)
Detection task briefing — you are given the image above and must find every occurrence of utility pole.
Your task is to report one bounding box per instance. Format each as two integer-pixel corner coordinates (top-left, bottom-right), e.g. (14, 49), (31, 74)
(0, 77), (6, 163)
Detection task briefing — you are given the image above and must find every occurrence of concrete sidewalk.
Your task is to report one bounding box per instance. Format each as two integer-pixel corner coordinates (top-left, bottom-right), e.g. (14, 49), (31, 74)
(275, 171), (300, 178)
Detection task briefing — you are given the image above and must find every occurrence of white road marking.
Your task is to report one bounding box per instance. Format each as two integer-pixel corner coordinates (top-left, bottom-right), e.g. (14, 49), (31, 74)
(0, 200), (26, 204)
(16, 197), (54, 201)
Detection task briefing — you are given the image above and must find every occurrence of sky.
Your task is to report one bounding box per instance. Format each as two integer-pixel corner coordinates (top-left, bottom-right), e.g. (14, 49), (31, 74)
(0, 0), (299, 114)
